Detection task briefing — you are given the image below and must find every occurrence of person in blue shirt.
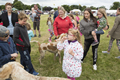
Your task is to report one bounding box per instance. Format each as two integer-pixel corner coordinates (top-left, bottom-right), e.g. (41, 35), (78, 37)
(0, 25), (18, 80)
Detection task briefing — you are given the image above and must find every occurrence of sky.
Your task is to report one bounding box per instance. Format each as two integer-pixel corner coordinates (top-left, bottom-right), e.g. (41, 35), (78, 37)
(0, 0), (120, 9)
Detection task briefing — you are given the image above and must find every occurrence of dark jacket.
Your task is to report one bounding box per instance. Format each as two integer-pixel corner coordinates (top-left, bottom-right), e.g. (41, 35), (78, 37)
(80, 19), (97, 39)
(13, 23), (30, 50)
(0, 12), (18, 27)
(53, 10), (59, 20)
(0, 37), (18, 67)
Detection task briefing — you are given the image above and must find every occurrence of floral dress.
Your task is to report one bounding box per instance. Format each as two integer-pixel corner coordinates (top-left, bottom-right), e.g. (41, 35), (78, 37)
(57, 40), (83, 77)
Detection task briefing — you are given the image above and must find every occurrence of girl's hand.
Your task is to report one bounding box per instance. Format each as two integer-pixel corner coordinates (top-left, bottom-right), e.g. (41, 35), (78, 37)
(60, 36), (67, 43)
(68, 49), (74, 56)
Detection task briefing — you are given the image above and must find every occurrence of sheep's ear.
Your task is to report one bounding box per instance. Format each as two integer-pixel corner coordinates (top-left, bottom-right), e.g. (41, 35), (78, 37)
(0, 64), (12, 79)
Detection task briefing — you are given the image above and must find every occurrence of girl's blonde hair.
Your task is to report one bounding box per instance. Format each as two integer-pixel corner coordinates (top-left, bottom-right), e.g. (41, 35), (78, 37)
(25, 23), (31, 30)
(98, 8), (108, 25)
(58, 7), (66, 14)
(47, 17), (52, 25)
(68, 28), (82, 44)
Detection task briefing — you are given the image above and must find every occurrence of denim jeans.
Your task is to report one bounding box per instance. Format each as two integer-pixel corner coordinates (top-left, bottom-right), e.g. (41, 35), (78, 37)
(19, 50), (34, 74)
(95, 29), (104, 34)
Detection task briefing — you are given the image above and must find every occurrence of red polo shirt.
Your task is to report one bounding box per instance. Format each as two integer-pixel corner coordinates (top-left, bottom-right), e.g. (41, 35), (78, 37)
(53, 15), (73, 36)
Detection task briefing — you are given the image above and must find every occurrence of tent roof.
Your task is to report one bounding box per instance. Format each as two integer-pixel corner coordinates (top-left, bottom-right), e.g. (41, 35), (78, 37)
(71, 9), (81, 12)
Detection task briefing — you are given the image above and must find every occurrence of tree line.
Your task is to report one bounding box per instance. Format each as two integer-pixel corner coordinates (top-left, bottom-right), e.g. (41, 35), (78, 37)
(0, 0), (120, 12)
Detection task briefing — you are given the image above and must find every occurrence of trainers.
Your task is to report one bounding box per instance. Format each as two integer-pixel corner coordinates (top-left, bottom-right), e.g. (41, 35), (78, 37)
(115, 56), (120, 59)
(91, 41), (99, 46)
(34, 34), (37, 37)
(49, 39), (51, 42)
(102, 51), (110, 54)
(93, 64), (97, 70)
(38, 34), (41, 37)
(33, 71), (39, 75)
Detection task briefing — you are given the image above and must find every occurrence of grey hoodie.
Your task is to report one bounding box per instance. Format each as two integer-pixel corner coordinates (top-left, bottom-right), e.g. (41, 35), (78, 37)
(80, 19), (97, 39)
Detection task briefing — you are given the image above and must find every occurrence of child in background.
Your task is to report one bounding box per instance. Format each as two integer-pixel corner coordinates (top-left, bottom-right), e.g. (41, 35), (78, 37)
(25, 23), (34, 55)
(57, 28), (83, 80)
(68, 14), (77, 29)
(25, 23), (34, 41)
(13, 12), (39, 75)
(75, 13), (80, 24)
(102, 7), (120, 57)
(91, 8), (109, 46)
(47, 17), (54, 42)
(77, 24), (82, 36)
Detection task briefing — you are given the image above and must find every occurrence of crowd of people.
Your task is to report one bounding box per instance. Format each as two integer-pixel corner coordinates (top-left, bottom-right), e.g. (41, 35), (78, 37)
(0, 2), (120, 80)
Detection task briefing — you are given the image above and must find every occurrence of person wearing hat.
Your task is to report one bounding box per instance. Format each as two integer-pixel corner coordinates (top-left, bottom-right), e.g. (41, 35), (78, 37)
(0, 25), (18, 69)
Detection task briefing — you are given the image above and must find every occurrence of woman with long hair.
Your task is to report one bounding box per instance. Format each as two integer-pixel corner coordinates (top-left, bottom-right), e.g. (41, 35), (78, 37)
(80, 8), (100, 70)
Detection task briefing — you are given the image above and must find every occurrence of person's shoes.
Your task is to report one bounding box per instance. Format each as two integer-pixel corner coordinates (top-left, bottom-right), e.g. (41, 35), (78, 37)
(91, 41), (99, 46)
(33, 71), (39, 75)
(102, 51), (110, 54)
(93, 64), (97, 70)
(115, 56), (120, 59)
(34, 34), (37, 37)
(38, 34), (41, 37)
(49, 39), (51, 42)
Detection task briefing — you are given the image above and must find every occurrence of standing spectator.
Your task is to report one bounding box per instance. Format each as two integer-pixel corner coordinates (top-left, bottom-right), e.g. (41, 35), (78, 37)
(68, 14), (77, 29)
(75, 13), (80, 24)
(53, 6), (61, 20)
(80, 8), (100, 70)
(13, 13), (39, 75)
(0, 3), (18, 38)
(25, 23), (34, 41)
(25, 23), (34, 55)
(53, 7), (73, 38)
(47, 17), (54, 42)
(33, 4), (42, 37)
(102, 7), (120, 58)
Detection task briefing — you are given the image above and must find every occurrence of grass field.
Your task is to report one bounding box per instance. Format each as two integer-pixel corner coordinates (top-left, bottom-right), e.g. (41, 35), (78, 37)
(16, 15), (120, 80)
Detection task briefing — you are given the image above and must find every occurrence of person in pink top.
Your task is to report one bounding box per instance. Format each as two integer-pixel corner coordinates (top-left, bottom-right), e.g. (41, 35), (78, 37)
(75, 13), (80, 24)
(53, 7), (73, 38)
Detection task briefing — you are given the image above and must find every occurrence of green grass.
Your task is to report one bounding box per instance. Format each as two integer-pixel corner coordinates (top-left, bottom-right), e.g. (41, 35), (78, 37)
(16, 15), (120, 80)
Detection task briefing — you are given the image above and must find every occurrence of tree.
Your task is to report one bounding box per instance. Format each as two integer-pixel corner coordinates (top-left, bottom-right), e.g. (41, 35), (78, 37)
(110, 2), (120, 10)
(81, 5), (86, 11)
(13, 1), (23, 10)
(62, 5), (70, 12)
(43, 6), (53, 11)
(90, 6), (97, 10)
(99, 6), (107, 10)
(53, 8), (57, 11)
(13, 0), (18, 6)
(70, 5), (78, 10)
(0, 5), (5, 9)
